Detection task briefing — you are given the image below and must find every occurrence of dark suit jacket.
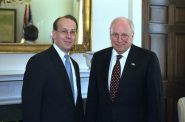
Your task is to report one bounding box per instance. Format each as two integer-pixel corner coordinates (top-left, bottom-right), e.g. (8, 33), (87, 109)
(85, 45), (163, 122)
(22, 46), (84, 122)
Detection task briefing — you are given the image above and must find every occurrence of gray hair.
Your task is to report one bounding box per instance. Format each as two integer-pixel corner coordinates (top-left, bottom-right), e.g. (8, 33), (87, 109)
(110, 17), (135, 33)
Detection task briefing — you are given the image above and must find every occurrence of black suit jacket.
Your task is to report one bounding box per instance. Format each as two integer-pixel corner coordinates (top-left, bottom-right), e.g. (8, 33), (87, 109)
(22, 46), (84, 122)
(85, 45), (163, 122)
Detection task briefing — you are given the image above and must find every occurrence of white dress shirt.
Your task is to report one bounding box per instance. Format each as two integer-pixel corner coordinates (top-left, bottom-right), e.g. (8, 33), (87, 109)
(53, 43), (77, 104)
(108, 48), (131, 90)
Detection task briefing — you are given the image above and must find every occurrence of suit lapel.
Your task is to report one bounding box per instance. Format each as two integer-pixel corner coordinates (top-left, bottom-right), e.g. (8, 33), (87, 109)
(48, 46), (75, 104)
(48, 46), (67, 77)
(114, 45), (139, 102)
(102, 46), (138, 103)
(101, 48), (113, 101)
(120, 45), (138, 82)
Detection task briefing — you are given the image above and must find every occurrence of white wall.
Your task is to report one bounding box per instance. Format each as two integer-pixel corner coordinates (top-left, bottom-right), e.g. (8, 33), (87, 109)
(0, 0), (142, 73)
(91, 0), (142, 52)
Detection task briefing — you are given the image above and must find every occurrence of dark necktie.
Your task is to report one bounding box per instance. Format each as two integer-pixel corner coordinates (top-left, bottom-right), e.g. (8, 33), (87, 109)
(64, 55), (74, 98)
(110, 55), (122, 102)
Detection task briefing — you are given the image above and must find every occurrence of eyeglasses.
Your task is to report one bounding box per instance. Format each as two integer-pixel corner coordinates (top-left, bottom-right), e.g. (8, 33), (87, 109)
(56, 29), (77, 36)
(111, 32), (131, 40)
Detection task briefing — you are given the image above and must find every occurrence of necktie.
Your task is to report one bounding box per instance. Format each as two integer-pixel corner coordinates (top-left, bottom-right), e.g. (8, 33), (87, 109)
(64, 55), (74, 97)
(110, 55), (122, 102)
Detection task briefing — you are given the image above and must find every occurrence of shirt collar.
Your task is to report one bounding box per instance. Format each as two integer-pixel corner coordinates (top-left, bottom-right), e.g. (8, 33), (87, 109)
(53, 43), (69, 59)
(112, 47), (131, 59)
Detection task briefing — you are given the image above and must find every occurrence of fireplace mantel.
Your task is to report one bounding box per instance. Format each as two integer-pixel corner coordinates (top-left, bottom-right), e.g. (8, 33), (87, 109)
(0, 69), (89, 105)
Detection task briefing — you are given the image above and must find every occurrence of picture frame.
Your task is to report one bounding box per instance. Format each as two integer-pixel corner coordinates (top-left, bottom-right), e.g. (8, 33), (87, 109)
(0, 8), (16, 43)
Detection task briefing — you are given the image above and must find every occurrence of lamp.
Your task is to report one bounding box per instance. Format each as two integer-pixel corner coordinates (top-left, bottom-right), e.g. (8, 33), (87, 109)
(0, 0), (31, 6)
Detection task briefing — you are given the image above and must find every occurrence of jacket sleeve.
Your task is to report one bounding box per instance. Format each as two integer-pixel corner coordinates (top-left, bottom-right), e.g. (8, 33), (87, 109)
(146, 52), (163, 122)
(22, 57), (46, 122)
(85, 54), (99, 122)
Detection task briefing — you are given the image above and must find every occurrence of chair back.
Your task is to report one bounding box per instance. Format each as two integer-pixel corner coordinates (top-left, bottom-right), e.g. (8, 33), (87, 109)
(177, 97), (185, 122)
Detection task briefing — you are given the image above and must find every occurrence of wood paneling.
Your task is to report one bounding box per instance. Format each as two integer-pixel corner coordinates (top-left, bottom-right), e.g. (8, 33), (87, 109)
(150, 34), (167, 79)
(175, 7), (185, 24)
(143, 0), (185, 122)
(150, 6), (168, 23)
(175, 34), (185, 80)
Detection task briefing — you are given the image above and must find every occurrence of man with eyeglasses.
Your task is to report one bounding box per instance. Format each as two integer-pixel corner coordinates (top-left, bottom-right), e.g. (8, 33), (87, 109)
(22, 15), (84, 122)
(85, 17), (163, 122)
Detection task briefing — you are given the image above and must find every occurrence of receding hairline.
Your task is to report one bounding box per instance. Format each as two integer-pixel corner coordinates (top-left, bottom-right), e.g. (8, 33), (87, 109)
(110, 17), (134, 33)
(53, 15), (78, 31)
